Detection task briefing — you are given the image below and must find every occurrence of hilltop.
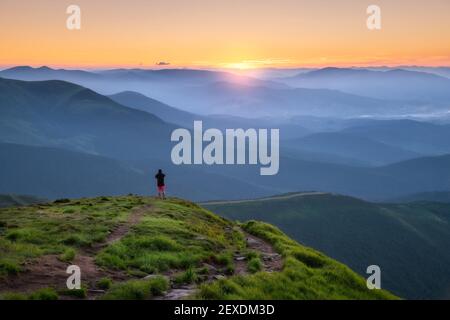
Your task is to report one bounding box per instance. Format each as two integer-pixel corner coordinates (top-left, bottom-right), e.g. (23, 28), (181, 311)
(202, 192), (450, 299)
(0, 196), (395, 300)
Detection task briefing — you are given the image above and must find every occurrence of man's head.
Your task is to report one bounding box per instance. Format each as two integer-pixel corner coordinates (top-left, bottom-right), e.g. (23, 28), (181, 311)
(158, 169), (162, 174)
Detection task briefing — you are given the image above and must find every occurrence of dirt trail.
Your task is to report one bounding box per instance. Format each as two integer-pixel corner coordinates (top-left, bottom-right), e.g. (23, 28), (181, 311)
(234, 231), (283, 275)
(0, 204), (151, 298)
(1, 203), (283, 300)
(159, 228), (283, 300)
(87, 204), (148, 252)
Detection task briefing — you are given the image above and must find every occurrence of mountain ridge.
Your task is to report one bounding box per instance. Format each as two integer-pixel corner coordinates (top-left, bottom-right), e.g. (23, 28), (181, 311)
(0, 195), (396, 300)
(202, 192), (450, 299)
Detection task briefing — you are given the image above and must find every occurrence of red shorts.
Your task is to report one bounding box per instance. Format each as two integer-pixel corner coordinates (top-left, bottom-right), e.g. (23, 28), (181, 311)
(157, 185), (165, 193)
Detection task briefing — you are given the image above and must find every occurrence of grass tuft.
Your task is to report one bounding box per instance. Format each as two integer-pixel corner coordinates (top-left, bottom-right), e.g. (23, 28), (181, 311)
(101, 276), (168, 300)
(247, 257), (263, 274)
(29, 288), (59, 300)
(59, 248), (76, 262)
(174, 267), (198, 284)
(97, 277), (113, 290)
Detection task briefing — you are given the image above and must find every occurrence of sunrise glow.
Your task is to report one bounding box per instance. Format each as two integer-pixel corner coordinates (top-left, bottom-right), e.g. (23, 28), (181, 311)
(0, 0), (449, 69)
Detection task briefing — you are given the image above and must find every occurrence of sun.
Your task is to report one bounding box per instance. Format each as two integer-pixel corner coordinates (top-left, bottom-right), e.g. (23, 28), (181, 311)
(225, 62), (254, 70)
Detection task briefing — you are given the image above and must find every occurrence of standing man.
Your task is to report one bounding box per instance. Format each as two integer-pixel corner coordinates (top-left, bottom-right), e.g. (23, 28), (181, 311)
(155, 169), (166, 200)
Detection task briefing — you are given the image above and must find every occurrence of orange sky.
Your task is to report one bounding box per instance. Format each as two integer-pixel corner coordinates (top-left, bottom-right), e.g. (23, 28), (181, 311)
(1, 0), (449, 69)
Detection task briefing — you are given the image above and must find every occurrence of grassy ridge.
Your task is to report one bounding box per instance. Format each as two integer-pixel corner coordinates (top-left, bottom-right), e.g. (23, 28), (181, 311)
(198, 221), (396, 300)
(203, 192), (450, 299)
(1, 196), (397, 300)
(95, 198), (245, 275)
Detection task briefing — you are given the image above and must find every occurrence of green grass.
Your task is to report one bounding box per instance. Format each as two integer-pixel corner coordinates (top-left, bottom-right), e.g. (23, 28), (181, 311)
(97, 277), (113, 290)
(1, 288), (59, 300)
(247, 257), (263, 274)
(197, 221), (398, 300)
(59, 287), (87, 299)
(0, 196), (145, 277)
(174, 267), (198, 285)
(0, 196), (399, 300)
(212, 251), (235, 275)
(95, 199), (242, 276)
(59, 248), (76, 262)
(101, 276), (169, 300)
(203, 193), (450, 299)
(0, 292), (28, 300)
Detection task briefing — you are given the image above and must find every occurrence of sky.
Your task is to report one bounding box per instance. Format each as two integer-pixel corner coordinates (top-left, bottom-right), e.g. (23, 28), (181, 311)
(1, 0), (449, 69)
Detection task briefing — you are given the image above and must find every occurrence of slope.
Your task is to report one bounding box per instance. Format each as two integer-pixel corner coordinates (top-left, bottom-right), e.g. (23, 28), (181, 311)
(0, 196), (395, 300)
(0, 77), (174, 161)
(108, 91), (198, 127)
(202, 192), (450, 299)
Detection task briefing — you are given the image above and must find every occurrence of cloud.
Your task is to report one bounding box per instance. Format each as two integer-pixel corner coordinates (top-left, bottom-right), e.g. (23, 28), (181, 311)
(156, 61), (170, 66)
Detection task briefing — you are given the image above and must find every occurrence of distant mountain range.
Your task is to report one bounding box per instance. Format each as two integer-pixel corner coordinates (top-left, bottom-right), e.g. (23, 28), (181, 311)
(109, 91), (198, 128)
(174, 80), (405, 117)
(0, 66), (449, 302)
(341, 119), (450, 155)
(207, 153), (450, 201)
(284, 132), (421, 166)
(0, 66), (430, 118)
(283, 119), (450, 165)
(202, 192), (450, 299)
(109, 90), (310, 139)
(280, 67), (450, 105)
(0, 77), (174, 161)
(1, 76), (450, 201)
(0, 143), (275, 200)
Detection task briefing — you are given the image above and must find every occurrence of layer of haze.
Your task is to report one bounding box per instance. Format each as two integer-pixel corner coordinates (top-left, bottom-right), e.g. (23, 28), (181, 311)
(1, 0), (449, 68)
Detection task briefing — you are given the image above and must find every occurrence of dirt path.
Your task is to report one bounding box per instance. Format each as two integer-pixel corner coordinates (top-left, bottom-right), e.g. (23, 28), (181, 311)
(0, 204), (150, 298)
(200, 192), (327, 206)
(159, 228), (283, 300)
(234, 231), (283, 275)
(1, 203), (283, 300)
(87, 204), (148, 252)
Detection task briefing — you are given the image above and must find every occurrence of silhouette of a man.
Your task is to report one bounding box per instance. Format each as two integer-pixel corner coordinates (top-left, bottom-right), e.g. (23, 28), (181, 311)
(155, 169), (166, 200)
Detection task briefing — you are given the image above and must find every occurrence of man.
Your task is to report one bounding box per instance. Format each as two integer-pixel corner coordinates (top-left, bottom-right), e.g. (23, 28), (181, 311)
(155, 169), (166, 199)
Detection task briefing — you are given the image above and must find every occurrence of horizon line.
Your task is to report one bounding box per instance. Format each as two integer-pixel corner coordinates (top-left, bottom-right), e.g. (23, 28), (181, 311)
(2, 64), (450, 72)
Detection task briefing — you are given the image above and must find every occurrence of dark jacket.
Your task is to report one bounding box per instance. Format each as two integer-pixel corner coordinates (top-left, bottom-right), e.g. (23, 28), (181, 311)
(155, 172), (165, 187)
